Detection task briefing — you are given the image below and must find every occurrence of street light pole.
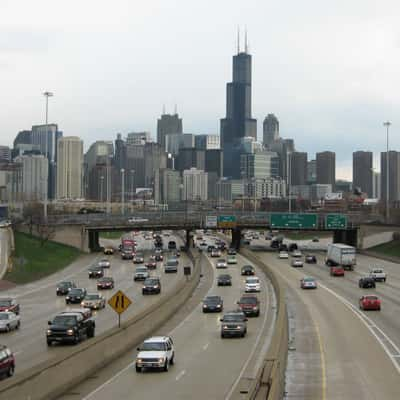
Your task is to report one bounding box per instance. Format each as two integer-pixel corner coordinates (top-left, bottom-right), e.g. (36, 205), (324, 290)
(43, 91), (53, 222)
(130, 170), (135, 201)
(121, 168), (125, 215)
(106, 155), (112, 215)
(384, 121), (391, 222)
(100, 176), (104, 203)
(288, 152), (292, 213)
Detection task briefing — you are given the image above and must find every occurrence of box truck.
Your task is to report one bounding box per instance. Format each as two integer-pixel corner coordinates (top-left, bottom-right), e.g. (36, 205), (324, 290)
(326, 243), (356, 270)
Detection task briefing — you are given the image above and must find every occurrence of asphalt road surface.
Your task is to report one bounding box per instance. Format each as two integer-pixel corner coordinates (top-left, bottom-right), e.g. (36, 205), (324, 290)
(0, 232), (185, 375)
(256, 250), (400, 400)
(58, 234), (276, 400)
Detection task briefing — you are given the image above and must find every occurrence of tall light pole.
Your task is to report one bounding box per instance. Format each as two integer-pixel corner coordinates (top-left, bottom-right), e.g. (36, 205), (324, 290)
(100, 175), (104, 203)
(384, 121), (391, 222)
(43, 91), (53, 222)
(130, 170), (135, 201)
(121, 168), (125, 215)
(287, 152), (292, 213)
(106, 155), (112, 215)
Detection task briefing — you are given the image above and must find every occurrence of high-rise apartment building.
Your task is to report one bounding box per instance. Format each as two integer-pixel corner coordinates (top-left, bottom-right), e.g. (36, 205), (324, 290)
(263, 114), (279, 148)
(307, 160), (317, 184)
(353, 151), (373, 197)
(316, 151), (336, 189)
(380, 151), (400, 203)
(157, 113), (183, 150)
(290, 152), (308, 186)
(56, 137), (83, 199)
(154, 168), (181, 205)
(220, 37), (257, 178)
(183, 168), (208, 201)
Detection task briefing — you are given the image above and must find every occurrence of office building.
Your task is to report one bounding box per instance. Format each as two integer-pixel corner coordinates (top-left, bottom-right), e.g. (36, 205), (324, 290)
(183, 168), (208, 201)
(195, 135), (220, 150)
(290, 152), (308, 186)
(157, 113), (183, 150)
(244, 178), (286, 199)
(381, 151), (400, 203)
(0, 146), (11, 163)
(291, 185), (311, 200)
(352, 151), (373, 197)
(126, 132), (151, 145)
(144, 142), (167, 188)
(316, 151), (336, 189)
(205, 149), (223, 177)
(0, 162), (23, 203)
(240, 152), (278, 180)
(307, 160), (317, 184)
(216, 179), (245, 202)
(154, 168), (181, 205)
(263, 114), (280, 148)
(373, 172), (381, 199)
(176, 148), (205, 172)
(56, 137), (83, 199)
(239, 137), (263, 154)
(220, 36), (257, 178)
(269, 139), (295, 181)
(335, 180), (352, 193)
(310, 184), (332, 203)
(15, 154), (48, 201)
(13, 130), (32, 148)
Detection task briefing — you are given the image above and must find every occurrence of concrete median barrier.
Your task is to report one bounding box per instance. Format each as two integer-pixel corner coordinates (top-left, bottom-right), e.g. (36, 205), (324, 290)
(231, 248), (288, 400)
(0, 251), (201, 400)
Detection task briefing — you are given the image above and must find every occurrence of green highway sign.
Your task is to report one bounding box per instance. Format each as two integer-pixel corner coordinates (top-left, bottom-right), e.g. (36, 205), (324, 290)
(326, 214), (347, 229)
(270, 213), (318, 229)
(217, 215), (237, 228)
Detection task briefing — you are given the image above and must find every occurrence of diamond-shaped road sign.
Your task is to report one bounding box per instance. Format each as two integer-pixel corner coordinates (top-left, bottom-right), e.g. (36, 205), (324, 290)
(108, 290), (132, 315)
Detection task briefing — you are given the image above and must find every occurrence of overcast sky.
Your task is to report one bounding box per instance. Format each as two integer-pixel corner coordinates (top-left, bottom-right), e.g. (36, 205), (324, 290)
(1, 0), (400, 179)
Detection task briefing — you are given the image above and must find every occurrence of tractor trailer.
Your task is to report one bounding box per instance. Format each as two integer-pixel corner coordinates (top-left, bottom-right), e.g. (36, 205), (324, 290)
(326, 243), (356, 270)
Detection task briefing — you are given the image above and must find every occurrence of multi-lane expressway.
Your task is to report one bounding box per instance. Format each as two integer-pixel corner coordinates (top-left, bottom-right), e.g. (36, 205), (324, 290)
(0, 232), (186, 375)
(57, 235), (275, 400)
(252, 241), (400, 399)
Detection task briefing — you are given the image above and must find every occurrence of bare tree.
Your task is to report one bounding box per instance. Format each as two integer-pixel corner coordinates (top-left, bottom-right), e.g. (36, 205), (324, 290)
(36, 223), (56, 247)
(23, 202), (43, 235)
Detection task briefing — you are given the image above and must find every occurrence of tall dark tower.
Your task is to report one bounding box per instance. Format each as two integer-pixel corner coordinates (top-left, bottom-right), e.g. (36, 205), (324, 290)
(220, 32), (257, 178)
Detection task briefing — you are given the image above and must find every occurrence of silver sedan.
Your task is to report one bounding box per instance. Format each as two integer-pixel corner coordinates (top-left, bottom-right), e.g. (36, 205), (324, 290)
(0, 312), (20, 332)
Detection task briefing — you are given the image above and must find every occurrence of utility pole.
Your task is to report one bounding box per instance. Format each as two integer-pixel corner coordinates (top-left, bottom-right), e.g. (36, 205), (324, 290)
(43, 91), (53, 222)
(384, 121), (391, 222)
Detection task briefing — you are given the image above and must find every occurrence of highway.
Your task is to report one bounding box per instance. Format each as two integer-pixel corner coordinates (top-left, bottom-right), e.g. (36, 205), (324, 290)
(0, 232), (186, 375)
(251, 238), (400, 399)
(58, 234), (276, 400)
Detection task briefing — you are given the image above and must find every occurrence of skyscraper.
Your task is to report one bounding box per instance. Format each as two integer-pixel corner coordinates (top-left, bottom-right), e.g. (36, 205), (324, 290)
(316, 151), (336, 189)
(157, 112), (183, 150)
(290, 152), (308, 186)
(220, 34), (257, 178)
(263, 114), (280, 148)
(381, 151), (400, 203)
(56, 137), (83, 199)
(353, 151), (373, 197)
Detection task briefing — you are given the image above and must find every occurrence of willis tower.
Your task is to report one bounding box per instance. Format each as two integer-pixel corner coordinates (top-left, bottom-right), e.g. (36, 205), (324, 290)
(220, 32), (257, 178)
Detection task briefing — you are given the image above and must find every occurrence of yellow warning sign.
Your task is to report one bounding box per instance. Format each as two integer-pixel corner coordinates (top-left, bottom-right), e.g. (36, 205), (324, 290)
(108, 290), (132, 314)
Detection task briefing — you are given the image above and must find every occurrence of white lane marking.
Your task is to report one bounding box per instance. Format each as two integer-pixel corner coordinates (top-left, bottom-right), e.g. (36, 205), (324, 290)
(318, 282), (400, 374)
(202, 343), (209, 351)
(224, 255), (272, 400)
(82, 251), (211, 400)
(14, 351), (22, 356)
(175, 370), (186, 381)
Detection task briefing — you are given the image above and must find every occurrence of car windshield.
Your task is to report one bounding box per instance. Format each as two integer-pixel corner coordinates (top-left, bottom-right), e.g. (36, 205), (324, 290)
(136, 267), (147, 272)
(135, 253), (144, 257)
(219, 275), (231, 280)
(99, 278), (113, 282)
(0, 300), (12, 307)
(145, 279), (158, 285)
(58, 282), (71, 288)
(223, 314), (244, 322)
(85, 295), (100, 300)
(69, 289), (83, 295)
(140, 342), (165, 351)
(205, 296), (221, 303)
(100, 259), (109, 262)
(365, 296), (378, 300)
(303, 278), (315, 282)
(0, 313), (9, 320)
(373, 269), (383, 273)
(246, 277), (259, 283)
(218, 259), (225, 262)
(52, 315), (77, 326)
(240, 297), (257, 304)
(243, 266), (253, 271)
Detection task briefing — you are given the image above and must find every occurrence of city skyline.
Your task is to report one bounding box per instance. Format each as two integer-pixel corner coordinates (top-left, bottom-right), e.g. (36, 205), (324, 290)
(1, 1), (400, 180)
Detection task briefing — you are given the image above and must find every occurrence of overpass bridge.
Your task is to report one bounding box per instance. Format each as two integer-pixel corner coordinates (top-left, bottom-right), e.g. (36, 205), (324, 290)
(35, 211), (361, 252)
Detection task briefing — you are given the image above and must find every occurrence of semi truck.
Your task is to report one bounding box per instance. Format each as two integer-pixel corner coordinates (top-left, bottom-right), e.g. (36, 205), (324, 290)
(325, 243), (356, 270)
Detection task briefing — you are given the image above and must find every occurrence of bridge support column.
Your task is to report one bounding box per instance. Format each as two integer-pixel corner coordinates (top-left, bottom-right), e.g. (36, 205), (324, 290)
(333, 229), (358, 248)
(88, 231), (101, 252)
(185, 229), (193, 250)
(231, 228), (242, 250)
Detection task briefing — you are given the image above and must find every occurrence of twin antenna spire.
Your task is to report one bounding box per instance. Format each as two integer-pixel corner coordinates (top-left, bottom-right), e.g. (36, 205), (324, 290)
(237, 26), (249, 54)
(162, 104), (178, 115)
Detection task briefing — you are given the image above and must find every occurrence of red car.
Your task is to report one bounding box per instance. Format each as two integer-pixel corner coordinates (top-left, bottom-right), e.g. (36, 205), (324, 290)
(330, 266), (344, 277)
(359, 295), (381, 311)
(0, 298), (20, 315)
(0, 345), (15, 378)
(97, 277), (115, 290)
(145, 261), (157, 270)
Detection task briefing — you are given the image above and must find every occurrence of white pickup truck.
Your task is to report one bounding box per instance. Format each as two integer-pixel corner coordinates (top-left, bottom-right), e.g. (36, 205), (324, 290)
(369, 268), (387, 282)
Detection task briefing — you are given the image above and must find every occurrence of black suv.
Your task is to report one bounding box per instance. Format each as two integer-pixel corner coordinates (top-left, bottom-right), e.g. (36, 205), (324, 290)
(56, 281), (76, 296)
(168, 241), (177, 250)
(202, 296), (223, 313)
(217, 274), (232, 286)
(142, 278), (161, 295)
(241, 265), (255, 276)
(88, 265), (104, 279)
(305, 255), (317, 264)
(359, 277), (376, 289)
(66, 288), (87, 304)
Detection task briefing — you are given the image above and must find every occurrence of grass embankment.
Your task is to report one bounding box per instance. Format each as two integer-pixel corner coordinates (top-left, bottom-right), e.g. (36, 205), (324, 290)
(283, 231), (332, 240)
(99, 231), (122, 239)
(369, 241), (400, 258)
(5, 232), (81, 284)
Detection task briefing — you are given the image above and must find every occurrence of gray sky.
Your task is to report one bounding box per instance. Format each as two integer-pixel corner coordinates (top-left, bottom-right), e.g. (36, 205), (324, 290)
(1, 0), (400, 180)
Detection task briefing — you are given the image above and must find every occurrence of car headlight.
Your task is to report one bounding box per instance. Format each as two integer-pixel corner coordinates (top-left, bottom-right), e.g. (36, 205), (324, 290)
(66, 297), (70, 300)
(223, 325), (228, 329)
(136, 358), (142, 364)
(67, 329), (74, 335)
(217, 305), (221, 308)
(46, 329), (52, 335)
(153, 286), (158, 289)
(81, 302), (84, 306)
(158, 358), (165, 363)
(203, 304), (207, 308)
(236, 325), (241, 329)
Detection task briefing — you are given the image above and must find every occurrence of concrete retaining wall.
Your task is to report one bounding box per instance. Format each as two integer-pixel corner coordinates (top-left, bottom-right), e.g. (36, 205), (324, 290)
(0, 251), (201, 400)
(361, 231), (394, 249)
